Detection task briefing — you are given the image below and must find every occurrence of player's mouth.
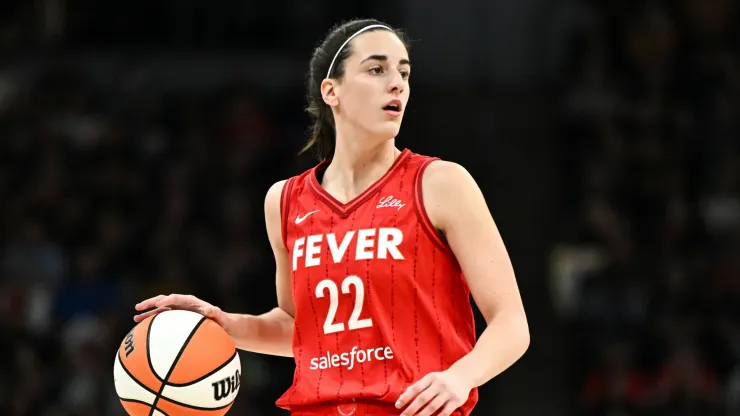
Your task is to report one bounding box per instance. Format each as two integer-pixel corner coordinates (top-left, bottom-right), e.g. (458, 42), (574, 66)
(383, 99), (403, 117)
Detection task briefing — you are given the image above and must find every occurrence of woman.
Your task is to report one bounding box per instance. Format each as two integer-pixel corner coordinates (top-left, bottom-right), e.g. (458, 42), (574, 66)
(135, 18), (529, 416)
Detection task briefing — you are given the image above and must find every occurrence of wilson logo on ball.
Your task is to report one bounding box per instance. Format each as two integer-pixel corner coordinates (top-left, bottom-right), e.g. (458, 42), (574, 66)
(212, 369), (241, 401)
(115, 311), (242, 416)
(124, 331), (135, 358)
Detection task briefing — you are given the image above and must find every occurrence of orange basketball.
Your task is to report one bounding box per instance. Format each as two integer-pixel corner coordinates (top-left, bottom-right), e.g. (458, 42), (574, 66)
(113, 310), (242, 416)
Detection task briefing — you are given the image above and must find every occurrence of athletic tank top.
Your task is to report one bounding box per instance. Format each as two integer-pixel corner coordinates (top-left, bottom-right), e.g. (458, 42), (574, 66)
(275, 149), (478, 414)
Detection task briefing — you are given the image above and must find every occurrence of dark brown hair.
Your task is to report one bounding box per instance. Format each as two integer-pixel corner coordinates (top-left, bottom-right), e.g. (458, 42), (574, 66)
(300, 19), (409, 161)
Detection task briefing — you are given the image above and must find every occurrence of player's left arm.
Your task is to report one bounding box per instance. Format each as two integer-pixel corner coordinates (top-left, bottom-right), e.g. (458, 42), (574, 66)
(397, 160), (530, 416)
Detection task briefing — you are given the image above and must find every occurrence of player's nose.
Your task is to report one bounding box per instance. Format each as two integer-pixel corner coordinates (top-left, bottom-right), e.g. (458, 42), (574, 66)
(387, 71), (405, 94)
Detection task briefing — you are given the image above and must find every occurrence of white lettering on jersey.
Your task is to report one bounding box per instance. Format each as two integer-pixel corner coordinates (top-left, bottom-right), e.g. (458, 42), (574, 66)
(305, 235), (323, 267)
(292, 227), (405, 271)
(309, 345), (395, 371)
(377, 228), (403, 259)
(326, 231), (355, 263)
(376, 195), (405, 210)
(355, 229), (375, 260)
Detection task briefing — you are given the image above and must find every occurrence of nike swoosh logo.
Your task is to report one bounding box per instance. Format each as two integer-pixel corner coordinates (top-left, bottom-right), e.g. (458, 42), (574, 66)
(295, 210), (320, 224)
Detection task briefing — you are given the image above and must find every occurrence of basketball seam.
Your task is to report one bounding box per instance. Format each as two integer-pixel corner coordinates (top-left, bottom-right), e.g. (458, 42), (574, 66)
(119, 398), (171, 416)
(148, 316), (206, 416)
(117, 351), (158, 395)
(117, 350), (233, 411)
(146, 314), (165, 382)
(166, 350), (238, 387)
(155, 398), (233, 412)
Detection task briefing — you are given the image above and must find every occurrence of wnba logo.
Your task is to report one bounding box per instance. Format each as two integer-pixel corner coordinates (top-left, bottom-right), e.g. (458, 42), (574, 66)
(212, 369), (241, 400)
(124, 332), (135, 358)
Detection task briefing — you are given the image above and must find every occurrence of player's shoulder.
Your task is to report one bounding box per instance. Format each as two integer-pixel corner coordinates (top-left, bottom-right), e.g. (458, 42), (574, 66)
(265, 167), (314, 210)
(413, 154), (473, 191)
(405, 149), (467, 174)
(265, 179), (289, 207)
(264, 177), (298, 249)
(415, 157), (481, 229)
(265, 166), (311, 197)
(400, 149), (475, 197)
(417, 157), (480, 218)
(265, 177), (298, 218)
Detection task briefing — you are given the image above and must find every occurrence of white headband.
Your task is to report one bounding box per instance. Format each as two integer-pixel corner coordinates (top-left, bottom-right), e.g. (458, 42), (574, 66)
(325, 24), (393, 79)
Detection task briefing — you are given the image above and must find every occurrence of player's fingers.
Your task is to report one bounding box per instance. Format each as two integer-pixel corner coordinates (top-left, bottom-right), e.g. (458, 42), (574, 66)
(134, 294), (166, 311)
(400, 390), (438, 416)
(396, 374), (435, 408)
(154, 294), (186, 309)
(436, 401), (458, 416)
(201, 305), (222, 320)
(416, 393), (449, 416)
(133, 307), (171, 322)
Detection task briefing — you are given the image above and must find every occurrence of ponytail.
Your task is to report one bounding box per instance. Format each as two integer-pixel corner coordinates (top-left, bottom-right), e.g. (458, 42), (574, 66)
(300, 93), (336, 162)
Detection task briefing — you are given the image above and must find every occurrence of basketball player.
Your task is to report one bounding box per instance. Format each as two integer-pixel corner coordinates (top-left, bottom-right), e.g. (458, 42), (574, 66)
(134, 19), (529, 416)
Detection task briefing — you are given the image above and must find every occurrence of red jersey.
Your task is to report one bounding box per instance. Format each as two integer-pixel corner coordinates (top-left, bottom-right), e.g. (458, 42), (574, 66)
(275, 149), (478, 414)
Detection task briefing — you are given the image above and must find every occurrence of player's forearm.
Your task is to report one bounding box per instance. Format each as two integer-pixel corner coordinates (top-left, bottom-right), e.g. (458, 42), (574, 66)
(222, 307), (295, 357)
(448, 312), (529, 388)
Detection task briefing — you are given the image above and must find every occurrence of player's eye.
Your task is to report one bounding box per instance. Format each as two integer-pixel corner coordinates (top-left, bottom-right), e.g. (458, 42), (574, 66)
(369, 66), (384, 75)
(400, 70), (410, 80)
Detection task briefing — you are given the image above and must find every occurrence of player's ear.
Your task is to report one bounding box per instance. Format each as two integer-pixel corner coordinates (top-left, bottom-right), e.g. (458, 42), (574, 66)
(321, 79), (339, 108)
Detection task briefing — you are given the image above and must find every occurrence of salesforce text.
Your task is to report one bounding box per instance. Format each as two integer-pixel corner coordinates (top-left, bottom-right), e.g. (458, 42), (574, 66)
(309, 345), (394, 371)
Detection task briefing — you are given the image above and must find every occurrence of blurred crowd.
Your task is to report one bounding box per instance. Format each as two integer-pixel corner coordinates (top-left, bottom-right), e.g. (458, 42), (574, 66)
(0, 64), (309, 415)
(0, 0), (398, 51)
(2, 0), (740, 415)
(551, 0), (740, 415)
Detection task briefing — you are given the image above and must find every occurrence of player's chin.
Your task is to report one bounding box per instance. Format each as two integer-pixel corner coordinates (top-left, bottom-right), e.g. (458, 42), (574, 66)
(375, 120), (403, 137)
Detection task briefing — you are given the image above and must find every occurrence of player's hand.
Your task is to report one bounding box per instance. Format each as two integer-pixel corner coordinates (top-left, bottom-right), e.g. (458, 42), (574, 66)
(396, 370), (473, 416)
(134, 294), (228, 327)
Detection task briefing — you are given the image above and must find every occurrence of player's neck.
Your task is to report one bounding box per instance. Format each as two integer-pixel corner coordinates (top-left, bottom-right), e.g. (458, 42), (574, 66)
(322, 137), (400, 202)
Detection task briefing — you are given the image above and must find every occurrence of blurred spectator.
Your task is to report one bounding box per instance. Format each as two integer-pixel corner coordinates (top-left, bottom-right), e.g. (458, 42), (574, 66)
(0, 54), (300, 414)
(1, 0), (739, 414)
(552, 0), (740, 414)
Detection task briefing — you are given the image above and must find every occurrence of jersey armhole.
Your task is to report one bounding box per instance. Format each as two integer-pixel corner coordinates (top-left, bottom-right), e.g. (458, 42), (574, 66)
(280, 177), (296, 250)
(413, 158), (452, 253)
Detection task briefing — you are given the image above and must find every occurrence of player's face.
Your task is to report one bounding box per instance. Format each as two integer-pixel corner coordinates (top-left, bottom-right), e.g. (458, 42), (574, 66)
(333, 31), (411, 140)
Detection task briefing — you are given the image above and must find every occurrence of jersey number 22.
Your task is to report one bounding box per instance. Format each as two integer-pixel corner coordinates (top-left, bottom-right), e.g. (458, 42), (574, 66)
(315, 276), (373, 334)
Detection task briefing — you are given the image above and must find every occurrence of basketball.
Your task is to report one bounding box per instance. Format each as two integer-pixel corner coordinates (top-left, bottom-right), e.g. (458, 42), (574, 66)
(114, 309), (242, 416)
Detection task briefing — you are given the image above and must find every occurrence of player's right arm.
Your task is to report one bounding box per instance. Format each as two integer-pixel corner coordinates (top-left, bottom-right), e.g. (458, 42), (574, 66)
(133, 180), (296, 358)
(221, 179), (295, 356)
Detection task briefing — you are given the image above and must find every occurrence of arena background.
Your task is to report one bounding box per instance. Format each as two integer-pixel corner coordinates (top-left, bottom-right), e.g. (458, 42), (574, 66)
(1, 0), (739, 415)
